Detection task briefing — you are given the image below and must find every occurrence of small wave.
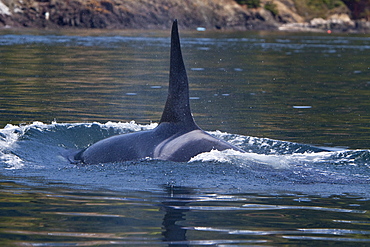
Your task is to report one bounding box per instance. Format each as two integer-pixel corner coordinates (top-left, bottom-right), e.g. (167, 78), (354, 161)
(1, 121), (369, 187)
(0, 121), (157, 169)
(208, 131), (342, 155)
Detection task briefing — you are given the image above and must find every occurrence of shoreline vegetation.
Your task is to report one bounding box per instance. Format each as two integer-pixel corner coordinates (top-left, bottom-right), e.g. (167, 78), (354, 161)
(0, 0), (370, 33)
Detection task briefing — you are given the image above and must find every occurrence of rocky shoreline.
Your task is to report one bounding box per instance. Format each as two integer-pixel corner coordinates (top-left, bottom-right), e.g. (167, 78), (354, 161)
(0, 0), (369, 33)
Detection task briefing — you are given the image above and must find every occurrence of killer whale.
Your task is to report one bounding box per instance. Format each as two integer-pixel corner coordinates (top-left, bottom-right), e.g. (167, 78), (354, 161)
(73, 20), (244, 164)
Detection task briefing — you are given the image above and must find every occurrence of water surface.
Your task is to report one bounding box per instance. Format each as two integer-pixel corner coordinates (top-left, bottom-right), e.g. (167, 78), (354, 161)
(1, 29), (369, 148)
(0, 28), (369, 246)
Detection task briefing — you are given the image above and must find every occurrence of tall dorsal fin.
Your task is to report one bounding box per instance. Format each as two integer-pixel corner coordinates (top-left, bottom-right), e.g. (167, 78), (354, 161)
(159, 20), (197, 127)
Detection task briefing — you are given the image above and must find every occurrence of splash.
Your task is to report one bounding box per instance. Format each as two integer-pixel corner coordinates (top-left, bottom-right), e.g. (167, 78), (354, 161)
(0, 121), (369, 188)
(0, 123), (26, 169)
(190, 149), (335, 169)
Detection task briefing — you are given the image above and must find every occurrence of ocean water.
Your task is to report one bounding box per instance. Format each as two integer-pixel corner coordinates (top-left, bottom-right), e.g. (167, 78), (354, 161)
(0, 28), (369, 246)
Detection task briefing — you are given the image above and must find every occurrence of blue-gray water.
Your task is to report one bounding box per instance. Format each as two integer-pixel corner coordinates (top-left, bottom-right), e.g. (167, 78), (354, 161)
(0, 28), (369, 246)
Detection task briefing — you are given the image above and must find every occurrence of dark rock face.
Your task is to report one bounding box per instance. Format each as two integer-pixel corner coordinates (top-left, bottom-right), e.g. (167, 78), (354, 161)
(343, 0), (370, 20)
(0, 0), (369, 32)
(0, 0), (278, 30)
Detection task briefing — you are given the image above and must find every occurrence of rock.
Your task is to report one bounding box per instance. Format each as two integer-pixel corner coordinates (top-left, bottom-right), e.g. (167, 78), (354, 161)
(0, 0), (369, 32)
(261, 0), (304, 23)
(0, 0), (278, 30)
(329, 13), (352, 23)
(355, 20), (370, 32)
(279, 15), (361, 33)
(0, 1), (10, 16)
(305, 14), (356, 32)
(279, 6), (369, 33)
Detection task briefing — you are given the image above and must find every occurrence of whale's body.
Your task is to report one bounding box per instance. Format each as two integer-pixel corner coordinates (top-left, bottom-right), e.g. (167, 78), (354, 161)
(73, 20), (244, 164)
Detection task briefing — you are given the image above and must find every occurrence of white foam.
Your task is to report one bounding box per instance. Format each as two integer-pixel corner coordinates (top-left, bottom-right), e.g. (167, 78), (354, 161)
(0, 124), (26, 169)
(190, 149), (240, 163)
(190, 149), (334, 169)
(1, 154), (24, 170)
(60, 121), (157, 132)
(99, 121), (157, 131)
